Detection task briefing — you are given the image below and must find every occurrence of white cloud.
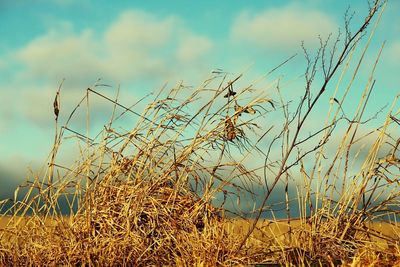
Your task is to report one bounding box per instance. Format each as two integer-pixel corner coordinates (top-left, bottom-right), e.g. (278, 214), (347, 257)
(385, 41), (400, 63)
(103, 10), (214, 81)
(0, 155), (34, 194)
(16, 29), (106, 84)
(176, 34), (213, 63)
(2, 8), (216, 143)
(0, 95), (15, 133)
(231, 5), (338, 51)
(0, 82), (134, 131)
(13, 9), (215, 85)
(105, 10), (176, 50)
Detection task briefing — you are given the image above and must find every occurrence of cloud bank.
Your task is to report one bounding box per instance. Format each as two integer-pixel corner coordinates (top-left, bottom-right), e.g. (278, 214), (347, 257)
(14, 10), (214, 86)
(231, 5), (337, 51)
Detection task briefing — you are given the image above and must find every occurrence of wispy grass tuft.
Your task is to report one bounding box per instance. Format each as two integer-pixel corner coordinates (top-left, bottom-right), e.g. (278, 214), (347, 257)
(1, 0), (399, 265)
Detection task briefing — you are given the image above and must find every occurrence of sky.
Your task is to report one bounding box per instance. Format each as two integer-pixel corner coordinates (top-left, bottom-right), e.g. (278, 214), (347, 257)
(0, 0), (399, 202)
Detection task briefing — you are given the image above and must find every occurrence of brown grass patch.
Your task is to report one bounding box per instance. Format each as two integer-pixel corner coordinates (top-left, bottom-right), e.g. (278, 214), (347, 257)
(1, 1), (399, 265)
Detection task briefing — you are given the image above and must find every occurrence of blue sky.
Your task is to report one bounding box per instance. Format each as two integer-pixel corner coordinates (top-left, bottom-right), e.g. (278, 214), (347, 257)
(0, 0), (399, 199)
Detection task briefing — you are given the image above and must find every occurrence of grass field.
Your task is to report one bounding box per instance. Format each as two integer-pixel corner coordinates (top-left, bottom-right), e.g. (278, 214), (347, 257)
(1, 215), (399, 265)
(1, 0), (399, 265)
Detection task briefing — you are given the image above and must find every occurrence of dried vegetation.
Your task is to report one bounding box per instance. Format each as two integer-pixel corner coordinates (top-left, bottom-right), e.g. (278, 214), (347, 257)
(1, 0), (400, 265)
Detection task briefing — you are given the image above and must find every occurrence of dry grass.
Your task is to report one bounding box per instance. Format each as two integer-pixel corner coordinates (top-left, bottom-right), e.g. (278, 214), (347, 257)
(0, 183), (241, 266)
(1, 0), (399, 265)
(0, 72), (267, 265)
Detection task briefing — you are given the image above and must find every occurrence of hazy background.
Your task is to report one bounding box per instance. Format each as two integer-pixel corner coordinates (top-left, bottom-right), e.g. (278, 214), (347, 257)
(0, 0), (399, 203)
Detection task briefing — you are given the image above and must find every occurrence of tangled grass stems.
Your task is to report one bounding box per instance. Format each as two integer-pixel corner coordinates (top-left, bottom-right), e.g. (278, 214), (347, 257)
(0, 70), (274, 265)
(0, 0), (399, 265)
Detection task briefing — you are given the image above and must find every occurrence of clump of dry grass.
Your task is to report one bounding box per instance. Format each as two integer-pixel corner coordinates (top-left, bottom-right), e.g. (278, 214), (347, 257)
(0, 69), (270, 265)
(0, 181), (239, 266)
(68, 178), (233, 266)
(1, 0), (399, 265)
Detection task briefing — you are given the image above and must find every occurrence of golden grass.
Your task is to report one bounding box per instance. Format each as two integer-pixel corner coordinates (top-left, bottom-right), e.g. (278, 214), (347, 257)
(0, 183), (243, 266)
(1, 1), (399, 265)
(1, 216), (398, 265)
